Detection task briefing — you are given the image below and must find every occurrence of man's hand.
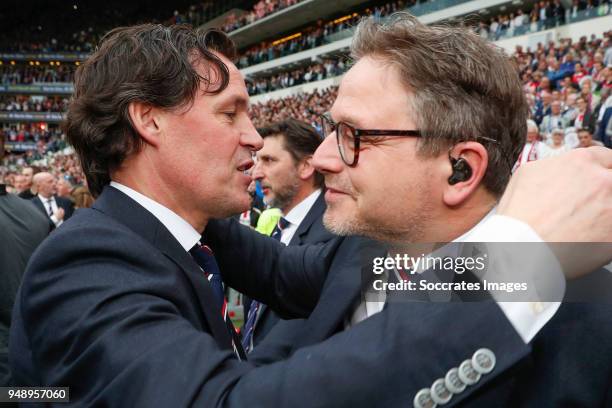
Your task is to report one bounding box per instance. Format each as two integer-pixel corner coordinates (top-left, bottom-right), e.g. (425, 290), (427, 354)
(54, 207), (65, 222)
(498, 147), (612, 278)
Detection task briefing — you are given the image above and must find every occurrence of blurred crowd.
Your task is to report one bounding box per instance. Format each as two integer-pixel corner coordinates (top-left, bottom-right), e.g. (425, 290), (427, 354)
(1, 0), (411, 69)
(516, 31), (612, 147)
(222, 0), (304, 32)
(0, 96), (69, 112)
(249, 86), (338, 128)
(1, 152), (92, 209)
(0, 64), (75, 85)
(236, 0), (408, 68)
(247, 58), (347, 95)
(1, 124), (64, 143)
(1, 13), (611, 198)
(474, 0), (611, 42)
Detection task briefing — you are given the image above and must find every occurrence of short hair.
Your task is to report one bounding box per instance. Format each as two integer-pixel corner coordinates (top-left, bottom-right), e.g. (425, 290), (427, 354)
(258, 119), (324, 188)
(65, 24), (236, 197)
(526, 119), (538, 132)
(351, 12), (528, 196)
(551, 128), (564, 136)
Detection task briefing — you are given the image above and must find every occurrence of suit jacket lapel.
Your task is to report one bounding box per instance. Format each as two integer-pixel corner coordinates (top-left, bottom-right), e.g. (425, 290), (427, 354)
(92, 186), (233, 350)
(32, 196), (46, 215)
(288, 192), (326, 246)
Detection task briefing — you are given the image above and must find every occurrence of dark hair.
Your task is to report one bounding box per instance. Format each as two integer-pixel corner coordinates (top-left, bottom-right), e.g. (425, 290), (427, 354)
(258, 118), (324, 188)
(65, 24), (236, 197)
(352, 13), (528, 197)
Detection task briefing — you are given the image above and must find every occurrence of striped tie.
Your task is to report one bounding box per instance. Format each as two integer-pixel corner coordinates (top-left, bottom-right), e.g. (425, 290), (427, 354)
(190, 243), (246, 360)
(270, 216), (290, 241)
(241, 216), (289, 352)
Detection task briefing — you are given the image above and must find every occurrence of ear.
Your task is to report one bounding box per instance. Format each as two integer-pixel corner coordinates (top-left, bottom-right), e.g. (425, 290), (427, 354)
(442, 141), (488, 207)
(128, 101), (162, 147)
(297, 156), (316, 181)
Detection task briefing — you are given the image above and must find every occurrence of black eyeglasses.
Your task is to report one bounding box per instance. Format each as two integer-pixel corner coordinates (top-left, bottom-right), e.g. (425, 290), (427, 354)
(318, 113), (422, 166)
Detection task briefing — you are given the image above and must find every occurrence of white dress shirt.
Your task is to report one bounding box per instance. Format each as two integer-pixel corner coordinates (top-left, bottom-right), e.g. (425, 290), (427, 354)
(38, 194), (62, 227)
(279, 189), (321, 245)
(110, 181), (201, 251)
(348, 210), (564, 344)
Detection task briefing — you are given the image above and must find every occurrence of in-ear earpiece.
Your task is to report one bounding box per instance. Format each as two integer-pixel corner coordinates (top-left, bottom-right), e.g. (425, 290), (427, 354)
(448, 157), (472, 185)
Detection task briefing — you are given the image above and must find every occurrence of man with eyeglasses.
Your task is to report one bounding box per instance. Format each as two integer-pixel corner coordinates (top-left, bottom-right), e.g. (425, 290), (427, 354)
(207, 13), (612, 407)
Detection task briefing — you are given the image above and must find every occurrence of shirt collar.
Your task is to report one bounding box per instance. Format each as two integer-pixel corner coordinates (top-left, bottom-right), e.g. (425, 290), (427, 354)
(454, 207), (496, 243)
(110, 181), (201, 251)
(283, 189), (321, 226)
(38, 194), (54, 202)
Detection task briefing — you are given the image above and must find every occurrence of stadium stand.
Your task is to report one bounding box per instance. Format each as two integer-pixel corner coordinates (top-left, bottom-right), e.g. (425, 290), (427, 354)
(1, 0), (611, 186)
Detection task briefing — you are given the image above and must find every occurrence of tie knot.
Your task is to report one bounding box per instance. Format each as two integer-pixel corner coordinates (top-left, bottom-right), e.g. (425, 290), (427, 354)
(278, 217), (289, 230)
(189, 243), (219, 275)
(190, 242), (213, 256)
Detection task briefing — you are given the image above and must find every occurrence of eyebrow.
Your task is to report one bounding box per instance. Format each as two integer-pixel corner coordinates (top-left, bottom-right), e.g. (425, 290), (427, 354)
(217, 93), (249, 109)
(328, 111), (361, 128)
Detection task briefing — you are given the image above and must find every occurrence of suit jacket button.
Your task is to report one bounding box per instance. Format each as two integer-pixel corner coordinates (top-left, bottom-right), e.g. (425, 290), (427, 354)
(430, 378), (452, 405)
(445, 367), (466, 394)
(414, 388), (437, 408)
(472, 348), (496, 374)
(458, 359), (481, 385)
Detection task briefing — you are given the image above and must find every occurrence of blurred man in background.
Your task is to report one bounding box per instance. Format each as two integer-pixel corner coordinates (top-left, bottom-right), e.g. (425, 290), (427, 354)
(242, 118), (334, 352)
(17, 167), (36, 200)
(30, 172), (74, 227)
(578, 127), (604, 147)
(11, 175), (26, 195)
(56, 177), (74, 199)
(515, 120), (551, 168)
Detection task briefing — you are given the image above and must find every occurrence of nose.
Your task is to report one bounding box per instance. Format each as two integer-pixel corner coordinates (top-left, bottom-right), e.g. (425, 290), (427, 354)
(240, 118), (264, 152)
(251, 160), (264, 181)
(312, 131), (344, 175)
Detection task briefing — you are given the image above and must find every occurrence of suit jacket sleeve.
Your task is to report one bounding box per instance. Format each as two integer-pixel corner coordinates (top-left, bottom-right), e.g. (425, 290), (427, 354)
(205, 218), (342, 319)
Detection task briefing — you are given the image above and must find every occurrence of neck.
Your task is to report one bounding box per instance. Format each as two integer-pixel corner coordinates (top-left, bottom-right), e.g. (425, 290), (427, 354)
(435, 203), (493, 242)
(113, 156), (208, 232)
(418, 191), (497, 244)
(282, 182), (317, 214)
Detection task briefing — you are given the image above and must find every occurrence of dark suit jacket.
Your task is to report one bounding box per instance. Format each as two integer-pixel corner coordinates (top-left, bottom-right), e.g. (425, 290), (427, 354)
(206, 219), (612, 407)
(11, 186), (550, 407)
(31, 195), (74, 223)
(17, 189), (35, 200)
(0, 192), (49, 387)
(244, 192), (335, 347)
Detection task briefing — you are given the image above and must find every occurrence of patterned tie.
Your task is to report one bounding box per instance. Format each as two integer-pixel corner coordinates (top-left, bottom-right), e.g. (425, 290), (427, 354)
(190, 243), (247, 360)
(46, 198), (54, 216)
(241, 216), (289, 352)
(270, 216), (290, 241)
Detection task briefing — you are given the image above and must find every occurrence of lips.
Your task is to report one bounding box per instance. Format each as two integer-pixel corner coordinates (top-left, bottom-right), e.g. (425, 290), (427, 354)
(324, 186), (350, 203)
(325, 187), (347, 195)
(237, 159), (254, 172)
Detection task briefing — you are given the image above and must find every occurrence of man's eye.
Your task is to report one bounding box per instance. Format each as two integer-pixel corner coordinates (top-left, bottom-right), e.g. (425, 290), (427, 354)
(224, 112), (236, 120)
